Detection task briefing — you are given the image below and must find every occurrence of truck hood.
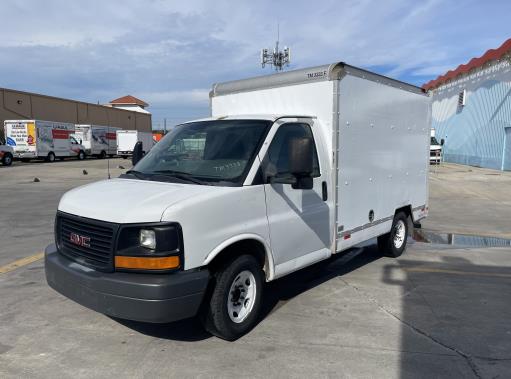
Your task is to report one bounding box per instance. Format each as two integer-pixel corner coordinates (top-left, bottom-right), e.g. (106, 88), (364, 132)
(58, 178), (214, 223)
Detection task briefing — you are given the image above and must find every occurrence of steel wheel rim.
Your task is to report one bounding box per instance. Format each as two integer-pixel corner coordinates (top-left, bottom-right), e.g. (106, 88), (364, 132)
(227, 270), (257, 324)
(393, 220), (406, 249)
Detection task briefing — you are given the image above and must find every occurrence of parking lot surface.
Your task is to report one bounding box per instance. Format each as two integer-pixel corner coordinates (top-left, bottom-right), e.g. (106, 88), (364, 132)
(1, 160), (510, 378)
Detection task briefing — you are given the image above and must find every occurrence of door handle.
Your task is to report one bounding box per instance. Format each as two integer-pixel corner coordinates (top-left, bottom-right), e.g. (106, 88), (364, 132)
(322, 181), (328, 201)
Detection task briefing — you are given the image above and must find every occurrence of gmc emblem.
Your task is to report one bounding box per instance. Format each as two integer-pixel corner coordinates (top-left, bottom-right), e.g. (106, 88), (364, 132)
(70, 232), (91, 248)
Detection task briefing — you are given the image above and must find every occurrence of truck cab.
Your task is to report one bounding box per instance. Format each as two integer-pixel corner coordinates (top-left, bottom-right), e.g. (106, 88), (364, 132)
(430, 129), (442, 164)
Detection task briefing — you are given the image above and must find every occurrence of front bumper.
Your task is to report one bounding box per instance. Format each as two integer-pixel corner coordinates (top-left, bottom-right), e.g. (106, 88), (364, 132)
(45, 244), (210, 323)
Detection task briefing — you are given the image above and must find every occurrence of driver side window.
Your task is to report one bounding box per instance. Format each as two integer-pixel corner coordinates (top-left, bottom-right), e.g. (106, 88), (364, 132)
(266, 123), (320, 177)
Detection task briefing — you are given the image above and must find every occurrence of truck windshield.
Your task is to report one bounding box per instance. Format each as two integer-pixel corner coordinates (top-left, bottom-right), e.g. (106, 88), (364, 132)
(431, 137), (440, 145)
(131, 120), (272, 185)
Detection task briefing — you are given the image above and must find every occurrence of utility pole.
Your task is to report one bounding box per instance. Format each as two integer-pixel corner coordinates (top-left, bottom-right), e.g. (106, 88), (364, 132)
(164, 118), (167, 134)
(260, 24), (291, 71)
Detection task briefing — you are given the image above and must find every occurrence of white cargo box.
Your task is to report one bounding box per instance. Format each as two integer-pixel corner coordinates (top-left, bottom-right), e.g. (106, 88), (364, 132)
(211, 63), (431, 252)
(116, 130), (153, 157)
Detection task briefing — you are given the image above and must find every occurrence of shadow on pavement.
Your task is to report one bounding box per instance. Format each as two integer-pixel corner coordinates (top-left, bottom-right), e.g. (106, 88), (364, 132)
(114, 244), (383, 342)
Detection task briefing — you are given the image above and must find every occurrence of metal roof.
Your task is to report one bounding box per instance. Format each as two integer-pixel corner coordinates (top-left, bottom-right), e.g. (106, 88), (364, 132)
(423, 38), (511, 91)
(210, 62), (426, 98)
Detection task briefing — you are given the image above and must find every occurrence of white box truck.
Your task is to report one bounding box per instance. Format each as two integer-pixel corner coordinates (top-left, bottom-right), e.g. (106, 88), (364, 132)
(45, 62), (430, 340)
(116, 130), (153, 158)
(4, 120), (86, 162)
(74, 125), (120, 158)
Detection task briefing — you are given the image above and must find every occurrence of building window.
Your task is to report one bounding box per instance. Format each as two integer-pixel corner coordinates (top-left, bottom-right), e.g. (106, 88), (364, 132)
(458, 89), (466, 107)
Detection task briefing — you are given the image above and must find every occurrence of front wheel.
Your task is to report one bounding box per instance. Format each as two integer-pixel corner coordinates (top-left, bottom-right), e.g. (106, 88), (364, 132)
(77, 150), (85, 160)
(46, 152), (56, 163)
(377, 212), (409, 258)
(2, 153), (13, 166)
(201, 255), (264, 341)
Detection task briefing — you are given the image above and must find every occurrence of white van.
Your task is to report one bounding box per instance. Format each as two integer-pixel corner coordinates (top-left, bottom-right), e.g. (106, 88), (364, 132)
(4, 120), (86, 162)
(45, 63), (430, 340)
(74, 125), (120, 158)
(116, 130), (153, 158)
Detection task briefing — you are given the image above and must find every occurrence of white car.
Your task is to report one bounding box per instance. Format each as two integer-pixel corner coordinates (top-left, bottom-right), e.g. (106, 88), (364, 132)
(45, 62), (430, 340)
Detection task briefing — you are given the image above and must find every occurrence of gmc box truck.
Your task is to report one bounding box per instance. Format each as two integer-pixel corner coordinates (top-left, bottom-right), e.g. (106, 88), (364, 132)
(73, 125), (120, 159)
(4, 120), (86, 162)
(45, 63), (430, 340)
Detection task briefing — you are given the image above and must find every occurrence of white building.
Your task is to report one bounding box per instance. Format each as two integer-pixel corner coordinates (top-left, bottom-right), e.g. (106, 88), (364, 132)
(107, 95), (150, 114)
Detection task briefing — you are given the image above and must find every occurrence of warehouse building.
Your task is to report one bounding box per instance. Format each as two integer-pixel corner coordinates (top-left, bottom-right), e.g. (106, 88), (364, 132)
(424, 38), (511, 171)
(0, 88), (151, 142)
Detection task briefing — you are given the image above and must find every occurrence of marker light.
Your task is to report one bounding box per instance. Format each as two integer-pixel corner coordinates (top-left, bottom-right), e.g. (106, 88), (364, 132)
(140, 229), (156, 249)
(115, 256), (180, 270)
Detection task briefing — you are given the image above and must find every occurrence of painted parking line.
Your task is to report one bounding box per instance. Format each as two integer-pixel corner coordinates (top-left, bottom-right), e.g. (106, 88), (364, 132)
(405, 267), (511, 279)
(0, 252), (44, 274)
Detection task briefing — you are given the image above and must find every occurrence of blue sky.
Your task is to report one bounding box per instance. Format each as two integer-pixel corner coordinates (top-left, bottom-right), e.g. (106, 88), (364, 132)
(1, 0), (510, 129)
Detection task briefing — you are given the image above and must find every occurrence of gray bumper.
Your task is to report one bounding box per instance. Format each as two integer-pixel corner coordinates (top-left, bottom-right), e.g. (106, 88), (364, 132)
(45, 244), (210, 323)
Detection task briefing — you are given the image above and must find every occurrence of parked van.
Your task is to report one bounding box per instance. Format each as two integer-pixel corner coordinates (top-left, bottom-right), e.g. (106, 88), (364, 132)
(45, 63), (430, 340)
(116, 130), (153, 158)
(74, 125), (120, 159)
(4, 120), (86, 162)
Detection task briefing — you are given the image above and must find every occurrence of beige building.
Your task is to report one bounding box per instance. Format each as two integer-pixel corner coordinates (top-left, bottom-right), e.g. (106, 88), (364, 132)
(0, 88), (151, 141)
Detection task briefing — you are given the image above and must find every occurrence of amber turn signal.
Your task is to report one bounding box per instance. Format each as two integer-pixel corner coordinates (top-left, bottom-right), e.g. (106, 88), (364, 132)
(115, 256), (180, 270)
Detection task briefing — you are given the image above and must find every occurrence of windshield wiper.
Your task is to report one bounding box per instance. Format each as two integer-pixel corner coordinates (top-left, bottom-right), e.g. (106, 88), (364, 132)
(124, 170), (150, 180)
(152, 170), (210, 185)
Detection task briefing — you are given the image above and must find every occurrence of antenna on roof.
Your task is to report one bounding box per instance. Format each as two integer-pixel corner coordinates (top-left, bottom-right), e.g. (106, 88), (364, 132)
(260, 23), (291, 71)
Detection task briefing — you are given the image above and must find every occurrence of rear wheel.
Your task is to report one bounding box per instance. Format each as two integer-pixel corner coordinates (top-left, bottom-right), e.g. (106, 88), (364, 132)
(2, 153), (13, 166)
(46, 152), (56, 163)
(99, 150), (107, 159)
(201, 254), (264, 341)
(377, 212), (409, 258)
(77, 150), (85, 160)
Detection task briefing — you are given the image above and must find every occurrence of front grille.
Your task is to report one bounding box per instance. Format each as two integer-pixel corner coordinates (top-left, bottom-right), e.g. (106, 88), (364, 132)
(57, 213), (119, 271)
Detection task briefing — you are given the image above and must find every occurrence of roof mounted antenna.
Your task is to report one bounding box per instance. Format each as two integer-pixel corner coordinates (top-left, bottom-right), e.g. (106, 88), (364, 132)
(260, 23), (291, 71)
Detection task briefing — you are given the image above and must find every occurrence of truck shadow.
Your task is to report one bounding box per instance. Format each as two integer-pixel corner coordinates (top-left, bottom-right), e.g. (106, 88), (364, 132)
(112, 244), (382, 342)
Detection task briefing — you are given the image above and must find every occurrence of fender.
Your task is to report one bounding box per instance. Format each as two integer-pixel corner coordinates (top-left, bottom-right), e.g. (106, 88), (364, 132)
(203, 233), (276, 281)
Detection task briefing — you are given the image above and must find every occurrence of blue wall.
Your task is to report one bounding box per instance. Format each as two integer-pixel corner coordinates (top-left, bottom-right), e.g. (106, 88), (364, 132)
(431, 64), (511, 170)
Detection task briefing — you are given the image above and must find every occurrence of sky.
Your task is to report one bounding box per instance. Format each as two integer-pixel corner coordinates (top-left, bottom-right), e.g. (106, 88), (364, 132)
(1, 0), (510, 129)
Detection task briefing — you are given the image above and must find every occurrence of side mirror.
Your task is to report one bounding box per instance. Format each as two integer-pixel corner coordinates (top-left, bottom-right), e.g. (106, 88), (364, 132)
(440, 138), (445, 146)
(79, 139), (83, 145)
(132, 141), (144, 166)
(289, 137), (313, 190)
(289, 137), (313, 175)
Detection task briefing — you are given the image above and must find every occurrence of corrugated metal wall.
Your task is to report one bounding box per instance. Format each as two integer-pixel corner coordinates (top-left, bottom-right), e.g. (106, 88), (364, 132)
(0, 88), (152, 142)
(431, 60), (511, 170)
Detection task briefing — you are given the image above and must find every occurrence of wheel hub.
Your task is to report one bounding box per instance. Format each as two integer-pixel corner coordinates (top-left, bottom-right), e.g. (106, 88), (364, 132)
(393, 220), (406, 249)
(227, 270), (256, 324)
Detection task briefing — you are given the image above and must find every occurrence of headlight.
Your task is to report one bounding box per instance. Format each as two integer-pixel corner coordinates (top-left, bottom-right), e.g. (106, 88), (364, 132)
(140, 229), (156, 249)
(115, 223), (183, 272)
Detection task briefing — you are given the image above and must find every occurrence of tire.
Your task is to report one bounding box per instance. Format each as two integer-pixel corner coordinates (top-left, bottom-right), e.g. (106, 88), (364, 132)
(201, 255), (264, 341)
(2, 153), (13, 166)
(77, 150), (85, 160)
(99, 150), (107, 159)
(122, 155), (128, 159)
(377, 212), (409, 258)
(46, 152), (56, 163)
